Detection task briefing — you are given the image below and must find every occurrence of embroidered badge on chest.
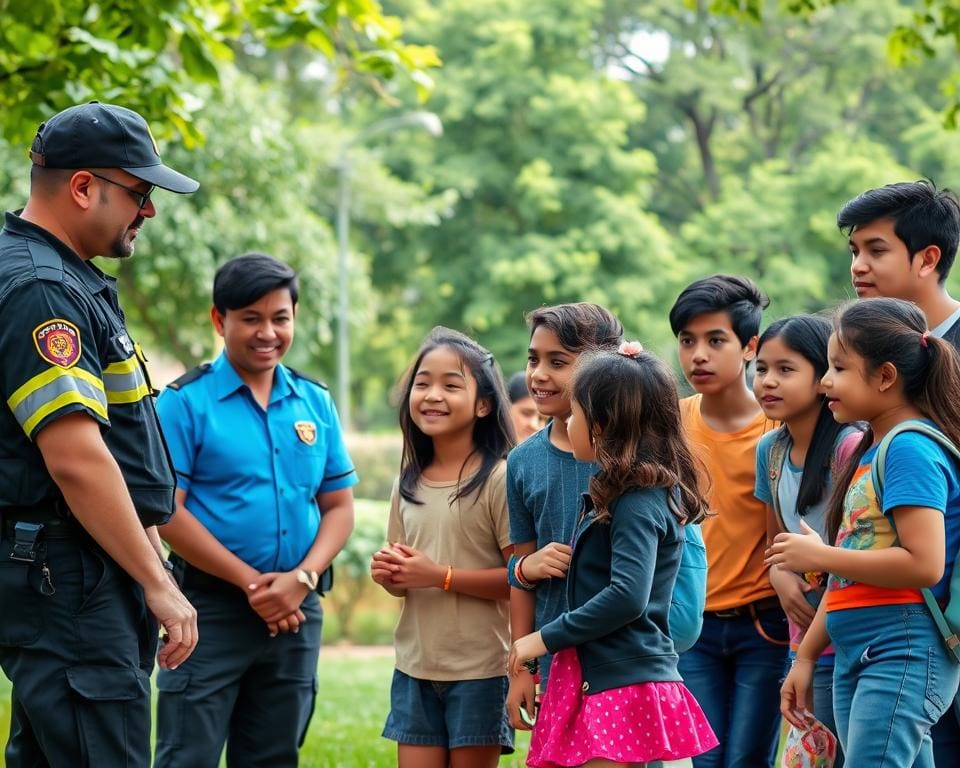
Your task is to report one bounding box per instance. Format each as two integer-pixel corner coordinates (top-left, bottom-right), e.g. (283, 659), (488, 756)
(295, 421), (317, 445)
(33, 319), (81, 368)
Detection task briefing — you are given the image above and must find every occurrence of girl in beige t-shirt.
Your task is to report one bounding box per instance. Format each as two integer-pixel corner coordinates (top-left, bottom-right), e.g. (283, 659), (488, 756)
(371, 326), (516, 768)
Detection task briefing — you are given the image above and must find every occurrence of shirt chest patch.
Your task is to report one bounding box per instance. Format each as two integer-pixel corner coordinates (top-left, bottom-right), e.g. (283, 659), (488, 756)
(295, 420), (317, 445)
(33, 318), (81, 368)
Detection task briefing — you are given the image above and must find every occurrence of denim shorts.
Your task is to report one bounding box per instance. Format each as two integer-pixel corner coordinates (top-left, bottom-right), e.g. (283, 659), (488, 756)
(382, 669), (514, 752)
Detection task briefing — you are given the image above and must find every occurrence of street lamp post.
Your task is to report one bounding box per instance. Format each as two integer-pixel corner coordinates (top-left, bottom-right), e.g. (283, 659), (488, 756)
(334, 111), (443, 431)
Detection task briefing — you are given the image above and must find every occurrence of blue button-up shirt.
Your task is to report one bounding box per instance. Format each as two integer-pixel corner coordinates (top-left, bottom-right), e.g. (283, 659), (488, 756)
(156, 352), (357, 572)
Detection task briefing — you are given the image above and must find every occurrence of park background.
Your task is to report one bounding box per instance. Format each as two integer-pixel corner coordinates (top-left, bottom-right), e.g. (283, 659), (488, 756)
(2, 0), (960, 764)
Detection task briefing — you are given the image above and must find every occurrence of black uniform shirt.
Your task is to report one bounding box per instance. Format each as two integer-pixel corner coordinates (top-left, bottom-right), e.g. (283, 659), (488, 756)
(0, 212), (175, 526)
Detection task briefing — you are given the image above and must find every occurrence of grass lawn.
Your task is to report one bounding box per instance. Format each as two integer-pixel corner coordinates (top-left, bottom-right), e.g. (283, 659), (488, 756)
(0, 648), (531, 767)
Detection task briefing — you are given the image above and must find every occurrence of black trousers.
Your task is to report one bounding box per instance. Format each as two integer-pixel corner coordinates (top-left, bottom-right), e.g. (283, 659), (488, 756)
(154, 567), (322, 768)
(0, 529), (157, 768)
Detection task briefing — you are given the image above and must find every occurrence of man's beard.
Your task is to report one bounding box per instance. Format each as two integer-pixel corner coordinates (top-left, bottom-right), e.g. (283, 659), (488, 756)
(108, 216), (144, 259)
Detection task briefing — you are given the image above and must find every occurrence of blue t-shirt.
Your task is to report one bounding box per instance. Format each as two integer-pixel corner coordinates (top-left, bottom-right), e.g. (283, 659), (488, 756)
(157, 352), (358, 573)
(827, 428), (960, 604)
(754, 426), (860, 541)
(507, 423), (597, 686)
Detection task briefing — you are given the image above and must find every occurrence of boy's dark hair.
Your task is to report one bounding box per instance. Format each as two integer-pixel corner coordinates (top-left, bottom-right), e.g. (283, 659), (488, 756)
(825, 298), (960, 537)
(669, 275), (769, 346)
(213, 252), (299, 313)
(397, 327), (515, 505)
(507, 371), (530, 403)
(571, 349), (709, 524)
(837, 180), (960, 283)
(757, 315), (859, 541)
(527, 303), (623, 352)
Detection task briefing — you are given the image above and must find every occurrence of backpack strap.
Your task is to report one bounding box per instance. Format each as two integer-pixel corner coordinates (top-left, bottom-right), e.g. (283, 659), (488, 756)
(766, 428), (792, 530)
(871, 419), (960, 661)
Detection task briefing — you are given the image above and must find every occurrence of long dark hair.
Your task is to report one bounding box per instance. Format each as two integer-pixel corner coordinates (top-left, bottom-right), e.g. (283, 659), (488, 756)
(397, 327), (515, 504)
(826, 298), (960, 537)
(571, 348), (709, 524)
(757, 315), (855, 528)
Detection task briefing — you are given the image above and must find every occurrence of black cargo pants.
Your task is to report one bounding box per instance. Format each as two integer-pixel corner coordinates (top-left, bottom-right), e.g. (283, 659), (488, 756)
(0, 520), (157, 768)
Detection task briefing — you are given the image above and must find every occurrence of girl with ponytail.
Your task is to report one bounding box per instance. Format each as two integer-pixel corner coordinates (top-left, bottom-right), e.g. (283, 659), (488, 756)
(768, 297), (960, 766)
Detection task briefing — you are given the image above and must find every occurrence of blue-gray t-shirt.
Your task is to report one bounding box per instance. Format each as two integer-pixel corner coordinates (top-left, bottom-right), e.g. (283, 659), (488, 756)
(507, 422), (597, 686)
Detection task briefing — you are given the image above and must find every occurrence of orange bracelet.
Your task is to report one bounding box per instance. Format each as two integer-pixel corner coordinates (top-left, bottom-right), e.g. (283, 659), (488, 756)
(442, 564), (453, 591)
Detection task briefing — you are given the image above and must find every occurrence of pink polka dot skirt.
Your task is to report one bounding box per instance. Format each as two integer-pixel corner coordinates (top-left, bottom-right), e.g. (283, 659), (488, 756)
(527, 648), (718, 767)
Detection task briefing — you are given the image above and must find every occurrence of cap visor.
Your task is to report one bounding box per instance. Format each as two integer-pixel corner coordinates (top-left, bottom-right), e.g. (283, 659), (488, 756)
(122, 163), (199, 194)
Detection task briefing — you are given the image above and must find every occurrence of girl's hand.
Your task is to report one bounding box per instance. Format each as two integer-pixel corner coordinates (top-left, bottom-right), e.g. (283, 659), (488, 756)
(523, 542), (573, 581)
(769, 565), (817, 628)
(507, 631), (547, 678)
(765, 520), (828, 573)
(381, 543), (445, 590)
(781, 658), (816, 729)
(370, 553), (395, 586)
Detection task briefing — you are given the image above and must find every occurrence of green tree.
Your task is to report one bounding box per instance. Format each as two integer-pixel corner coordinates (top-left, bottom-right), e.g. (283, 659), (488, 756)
(351, 0), (679, 386)
(0, 0), (440, 144)
(706, 0), (960, 124)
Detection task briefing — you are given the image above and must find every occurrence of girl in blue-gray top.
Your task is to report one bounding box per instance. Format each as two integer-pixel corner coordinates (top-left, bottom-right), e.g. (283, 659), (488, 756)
(509, 343), (718, 767)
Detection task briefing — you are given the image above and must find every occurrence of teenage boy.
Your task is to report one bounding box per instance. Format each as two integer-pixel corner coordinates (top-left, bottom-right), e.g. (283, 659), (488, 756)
(670, 275), (786, 768)
(837, 180), (960, 764)
(154, 253), (357, 767)
(505, 304), (624, 731)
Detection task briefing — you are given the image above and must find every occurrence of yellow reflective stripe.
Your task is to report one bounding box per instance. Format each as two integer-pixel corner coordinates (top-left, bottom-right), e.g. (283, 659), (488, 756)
(7, 365), (104, 412)
(22, 391), (109, 436)
(102, 353), (149, 404)
(106, 382), (150, 404)
(103, 356), (138, 375)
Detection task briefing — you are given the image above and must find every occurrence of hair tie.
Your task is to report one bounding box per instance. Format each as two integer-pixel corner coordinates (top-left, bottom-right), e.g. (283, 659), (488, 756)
(921, 331), (931, 349)
(617, 340), (644, 358)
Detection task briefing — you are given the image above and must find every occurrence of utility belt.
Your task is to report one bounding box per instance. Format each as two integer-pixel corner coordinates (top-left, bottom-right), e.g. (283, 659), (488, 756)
(169, 554), (244, 596)
(704, 595), (783, 620)
(0, 500), (85, 562)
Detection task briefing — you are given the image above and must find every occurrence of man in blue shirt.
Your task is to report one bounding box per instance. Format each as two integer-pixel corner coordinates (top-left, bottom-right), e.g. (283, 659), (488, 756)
(153, 253), (357, 767)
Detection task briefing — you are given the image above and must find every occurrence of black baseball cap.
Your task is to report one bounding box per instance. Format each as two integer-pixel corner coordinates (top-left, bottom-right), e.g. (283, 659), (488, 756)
(29, 102), (199, 194)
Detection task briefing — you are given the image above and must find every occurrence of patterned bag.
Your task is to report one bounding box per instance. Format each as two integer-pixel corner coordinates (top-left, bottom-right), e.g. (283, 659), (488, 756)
(780, 718), (838, 768)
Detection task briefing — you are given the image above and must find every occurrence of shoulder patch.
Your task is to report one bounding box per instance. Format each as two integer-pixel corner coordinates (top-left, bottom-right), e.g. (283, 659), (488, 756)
(33, 319), (81, 368)
(167, 363), (212, 391)
(286, 366), (328, 390)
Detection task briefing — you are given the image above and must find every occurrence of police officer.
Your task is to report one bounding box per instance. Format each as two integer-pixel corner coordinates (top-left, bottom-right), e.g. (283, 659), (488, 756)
(154, 253), (357, 767)
(0, 102), (199, 767)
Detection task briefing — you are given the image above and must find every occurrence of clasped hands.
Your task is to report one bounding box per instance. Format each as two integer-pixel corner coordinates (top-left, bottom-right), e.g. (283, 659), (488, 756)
(247, 570), (311, 637)
(370, 543), (446, 589)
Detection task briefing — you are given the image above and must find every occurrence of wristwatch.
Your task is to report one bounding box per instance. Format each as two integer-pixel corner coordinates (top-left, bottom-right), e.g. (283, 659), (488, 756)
(296, 568), (319, 591)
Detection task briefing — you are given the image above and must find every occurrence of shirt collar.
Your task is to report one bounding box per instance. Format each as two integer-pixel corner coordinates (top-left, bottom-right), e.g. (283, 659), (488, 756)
(930, 304), (960, 339)
(3, 211), (109, 295)
(211, 351), (299, 403)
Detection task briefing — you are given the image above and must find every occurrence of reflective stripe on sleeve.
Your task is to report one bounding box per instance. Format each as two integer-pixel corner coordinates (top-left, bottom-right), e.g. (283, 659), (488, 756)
(7, 366), (108, 435)
(103, 355), (150, 404)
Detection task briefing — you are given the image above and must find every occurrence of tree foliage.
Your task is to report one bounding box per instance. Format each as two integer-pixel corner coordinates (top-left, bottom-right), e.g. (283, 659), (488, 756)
(0, 0), (440, 145)
(2, 0), (960, 428)
(705, 0), (960, 124)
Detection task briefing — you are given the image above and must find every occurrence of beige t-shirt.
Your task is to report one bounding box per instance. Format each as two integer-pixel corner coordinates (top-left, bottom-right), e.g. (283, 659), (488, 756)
(387, 461), (511, 681)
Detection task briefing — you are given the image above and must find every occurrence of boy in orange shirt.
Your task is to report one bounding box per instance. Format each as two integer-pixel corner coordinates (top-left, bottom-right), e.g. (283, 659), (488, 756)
(670, 275), (786, 768)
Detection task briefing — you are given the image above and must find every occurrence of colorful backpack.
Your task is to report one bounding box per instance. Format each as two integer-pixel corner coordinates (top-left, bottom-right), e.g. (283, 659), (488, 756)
(871, 419), (960, 663)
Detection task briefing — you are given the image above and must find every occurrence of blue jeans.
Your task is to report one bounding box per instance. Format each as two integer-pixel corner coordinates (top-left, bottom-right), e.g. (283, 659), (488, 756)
(828, 604), (960, 768)
(677, 608), (789, 768)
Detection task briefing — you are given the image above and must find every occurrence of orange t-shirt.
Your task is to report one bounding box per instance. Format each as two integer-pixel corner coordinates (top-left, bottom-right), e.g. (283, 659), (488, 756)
(680, 394), (777, 611)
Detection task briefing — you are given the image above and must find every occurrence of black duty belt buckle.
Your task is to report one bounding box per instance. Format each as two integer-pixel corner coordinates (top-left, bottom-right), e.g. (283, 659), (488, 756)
(10, 522), (44, 563)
